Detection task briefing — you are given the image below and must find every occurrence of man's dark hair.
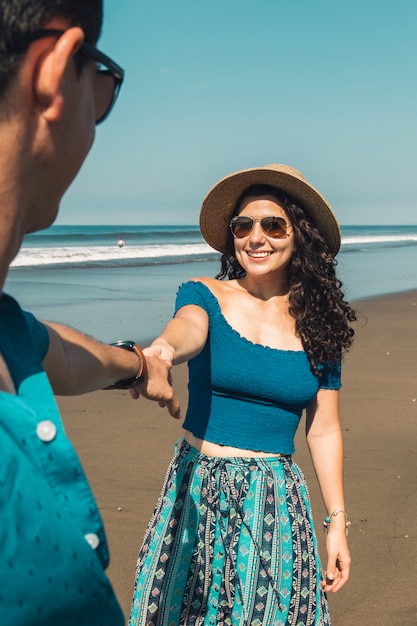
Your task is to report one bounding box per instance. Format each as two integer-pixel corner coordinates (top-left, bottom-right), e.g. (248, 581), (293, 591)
(0, 0), (103, 97)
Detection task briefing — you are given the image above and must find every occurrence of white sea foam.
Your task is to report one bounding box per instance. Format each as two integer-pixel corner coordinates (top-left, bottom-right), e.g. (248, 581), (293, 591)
(10, 231), (417, 268)
(342, 234), (417, 245)
(10, 243), (216, 268)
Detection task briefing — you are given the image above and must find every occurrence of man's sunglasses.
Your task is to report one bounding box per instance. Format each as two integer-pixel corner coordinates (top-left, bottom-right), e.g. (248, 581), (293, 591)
(13, 29), (124, 124)
(229, 215), (290, 239)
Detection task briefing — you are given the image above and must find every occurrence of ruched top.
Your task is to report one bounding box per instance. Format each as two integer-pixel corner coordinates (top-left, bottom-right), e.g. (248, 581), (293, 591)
(175, 281), (341, 455)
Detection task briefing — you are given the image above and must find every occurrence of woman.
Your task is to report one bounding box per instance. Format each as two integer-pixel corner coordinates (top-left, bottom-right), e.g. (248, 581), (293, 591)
(129, 164), (356, 626)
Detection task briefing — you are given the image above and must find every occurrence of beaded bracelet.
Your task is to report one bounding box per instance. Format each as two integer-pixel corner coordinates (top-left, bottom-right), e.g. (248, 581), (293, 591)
(323, 509), (351, 536)
(104, 340), (147, 390)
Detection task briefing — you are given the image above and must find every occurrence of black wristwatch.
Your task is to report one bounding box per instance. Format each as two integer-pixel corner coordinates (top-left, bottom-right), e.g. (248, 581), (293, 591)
(104, 340), (147, 390)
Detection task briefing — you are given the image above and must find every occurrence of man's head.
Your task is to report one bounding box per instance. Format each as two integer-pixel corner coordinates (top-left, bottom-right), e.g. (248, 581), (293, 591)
(0, 0), (124, 263)
(0, 0), (103, 98)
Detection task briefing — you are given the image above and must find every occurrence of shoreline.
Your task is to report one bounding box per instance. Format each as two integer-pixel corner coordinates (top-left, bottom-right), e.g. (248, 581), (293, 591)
(6, 235), (417, 344)
(58, 289), (417, 624)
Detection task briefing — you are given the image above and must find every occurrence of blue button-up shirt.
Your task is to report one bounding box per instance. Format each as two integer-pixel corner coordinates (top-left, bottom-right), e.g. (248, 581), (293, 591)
(0, 293), (124, 625)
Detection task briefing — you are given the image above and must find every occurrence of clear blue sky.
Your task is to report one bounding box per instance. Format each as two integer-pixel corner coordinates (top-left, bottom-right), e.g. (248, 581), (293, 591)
(58, 0), (417, 226)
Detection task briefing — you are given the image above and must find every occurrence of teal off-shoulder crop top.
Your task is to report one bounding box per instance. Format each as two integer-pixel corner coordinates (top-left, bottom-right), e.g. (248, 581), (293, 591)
(175, 281), (341, 455)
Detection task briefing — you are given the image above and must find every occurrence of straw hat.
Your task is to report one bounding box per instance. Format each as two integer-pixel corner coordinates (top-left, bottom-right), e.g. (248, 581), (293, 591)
(199, 164), (341, 256)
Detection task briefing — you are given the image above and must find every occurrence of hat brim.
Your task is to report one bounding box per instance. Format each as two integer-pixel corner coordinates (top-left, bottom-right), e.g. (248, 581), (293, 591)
(199, 165), (341, 256)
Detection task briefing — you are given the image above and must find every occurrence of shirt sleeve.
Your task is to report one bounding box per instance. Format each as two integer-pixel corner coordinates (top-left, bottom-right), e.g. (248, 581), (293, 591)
(318, 358), (342, 390)
(174, 281), (210, 315)
(22, 311), (50, 361)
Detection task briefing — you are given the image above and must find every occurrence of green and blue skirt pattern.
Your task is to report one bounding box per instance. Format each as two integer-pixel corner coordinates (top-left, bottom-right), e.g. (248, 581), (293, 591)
(130, 440), (330, 626)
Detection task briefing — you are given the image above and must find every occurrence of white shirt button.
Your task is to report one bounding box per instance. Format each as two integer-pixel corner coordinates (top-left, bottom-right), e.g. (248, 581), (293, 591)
(36, 420), (57, 442)
(84, 533), (100, 550)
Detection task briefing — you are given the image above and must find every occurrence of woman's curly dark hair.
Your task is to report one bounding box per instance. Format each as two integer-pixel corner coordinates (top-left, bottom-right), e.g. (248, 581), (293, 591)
(216, 184), (356, 376)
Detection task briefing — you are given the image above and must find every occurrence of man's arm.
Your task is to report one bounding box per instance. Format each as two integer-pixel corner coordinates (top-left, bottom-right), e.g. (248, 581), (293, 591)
(42, 321), (181, 418)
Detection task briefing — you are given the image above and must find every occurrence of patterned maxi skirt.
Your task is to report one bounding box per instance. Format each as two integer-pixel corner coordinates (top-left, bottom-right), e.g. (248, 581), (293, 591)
(129, 440), (331, 626)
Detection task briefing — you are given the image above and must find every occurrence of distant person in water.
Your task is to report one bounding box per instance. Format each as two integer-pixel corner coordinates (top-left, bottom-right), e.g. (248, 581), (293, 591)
(118, 238), (125, 247)
(0, 1), (179, 624)
(129, 164), (356, 626)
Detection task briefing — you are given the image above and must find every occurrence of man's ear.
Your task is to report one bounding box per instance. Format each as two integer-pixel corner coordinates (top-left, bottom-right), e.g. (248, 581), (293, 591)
(32, 27), (85, 123)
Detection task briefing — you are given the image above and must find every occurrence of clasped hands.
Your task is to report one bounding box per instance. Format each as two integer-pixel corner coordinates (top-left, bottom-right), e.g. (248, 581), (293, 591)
(129, 343), (181, 419)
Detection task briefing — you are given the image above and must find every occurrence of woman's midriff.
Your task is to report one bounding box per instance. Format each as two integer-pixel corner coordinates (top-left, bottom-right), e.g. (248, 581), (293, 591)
(183, 430), (286, 458)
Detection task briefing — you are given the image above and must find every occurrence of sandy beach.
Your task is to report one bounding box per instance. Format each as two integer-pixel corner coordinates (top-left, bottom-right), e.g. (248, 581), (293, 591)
(57, 289), (417, 625)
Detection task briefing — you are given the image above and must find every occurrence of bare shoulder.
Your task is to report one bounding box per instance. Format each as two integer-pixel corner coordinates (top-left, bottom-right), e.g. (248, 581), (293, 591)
(187, 276), (218, 291)
(188, 276), (239, 298)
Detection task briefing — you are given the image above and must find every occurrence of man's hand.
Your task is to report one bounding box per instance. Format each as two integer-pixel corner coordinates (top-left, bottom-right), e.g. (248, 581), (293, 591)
(129, 355), (181, 419)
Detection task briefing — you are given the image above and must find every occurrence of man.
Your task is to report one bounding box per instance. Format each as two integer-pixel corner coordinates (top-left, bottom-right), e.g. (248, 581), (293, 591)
(0, 1), (180, 624)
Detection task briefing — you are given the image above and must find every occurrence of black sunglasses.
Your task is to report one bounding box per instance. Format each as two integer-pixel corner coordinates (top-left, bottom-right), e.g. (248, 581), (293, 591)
(230, 215), (289, 239)
(13, 29), (124, 124)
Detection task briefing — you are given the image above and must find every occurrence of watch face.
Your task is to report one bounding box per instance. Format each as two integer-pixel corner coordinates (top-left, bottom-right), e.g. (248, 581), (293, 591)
(104, 341), (144, 390)
(112, 340), (136, 351)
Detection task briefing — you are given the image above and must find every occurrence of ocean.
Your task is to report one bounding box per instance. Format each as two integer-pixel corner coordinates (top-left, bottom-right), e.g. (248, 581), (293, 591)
(5, 224), (417, 344)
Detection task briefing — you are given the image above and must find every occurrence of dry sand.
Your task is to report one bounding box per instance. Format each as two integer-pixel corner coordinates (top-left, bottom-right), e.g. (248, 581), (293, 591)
(58, 290), (417, 625)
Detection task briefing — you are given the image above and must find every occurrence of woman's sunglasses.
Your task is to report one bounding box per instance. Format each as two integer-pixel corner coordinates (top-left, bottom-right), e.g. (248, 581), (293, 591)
(12, 29), (124, 125)
(229, 215), (289, 239)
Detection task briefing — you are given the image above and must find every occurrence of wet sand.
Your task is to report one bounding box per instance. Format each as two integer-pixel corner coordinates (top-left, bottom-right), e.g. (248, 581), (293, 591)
(58, 290), (417, 625)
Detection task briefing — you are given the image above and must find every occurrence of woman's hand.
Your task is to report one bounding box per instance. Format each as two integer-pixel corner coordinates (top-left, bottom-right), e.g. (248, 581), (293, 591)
(143, 341), (175, 367)
(322, 526), (351, 593)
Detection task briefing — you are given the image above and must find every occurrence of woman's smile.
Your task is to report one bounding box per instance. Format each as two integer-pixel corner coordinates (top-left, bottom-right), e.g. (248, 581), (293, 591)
(246, 250), (273, 259)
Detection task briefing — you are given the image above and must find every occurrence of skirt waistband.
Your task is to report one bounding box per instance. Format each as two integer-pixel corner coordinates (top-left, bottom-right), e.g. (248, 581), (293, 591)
(176, 438), (292, 467)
